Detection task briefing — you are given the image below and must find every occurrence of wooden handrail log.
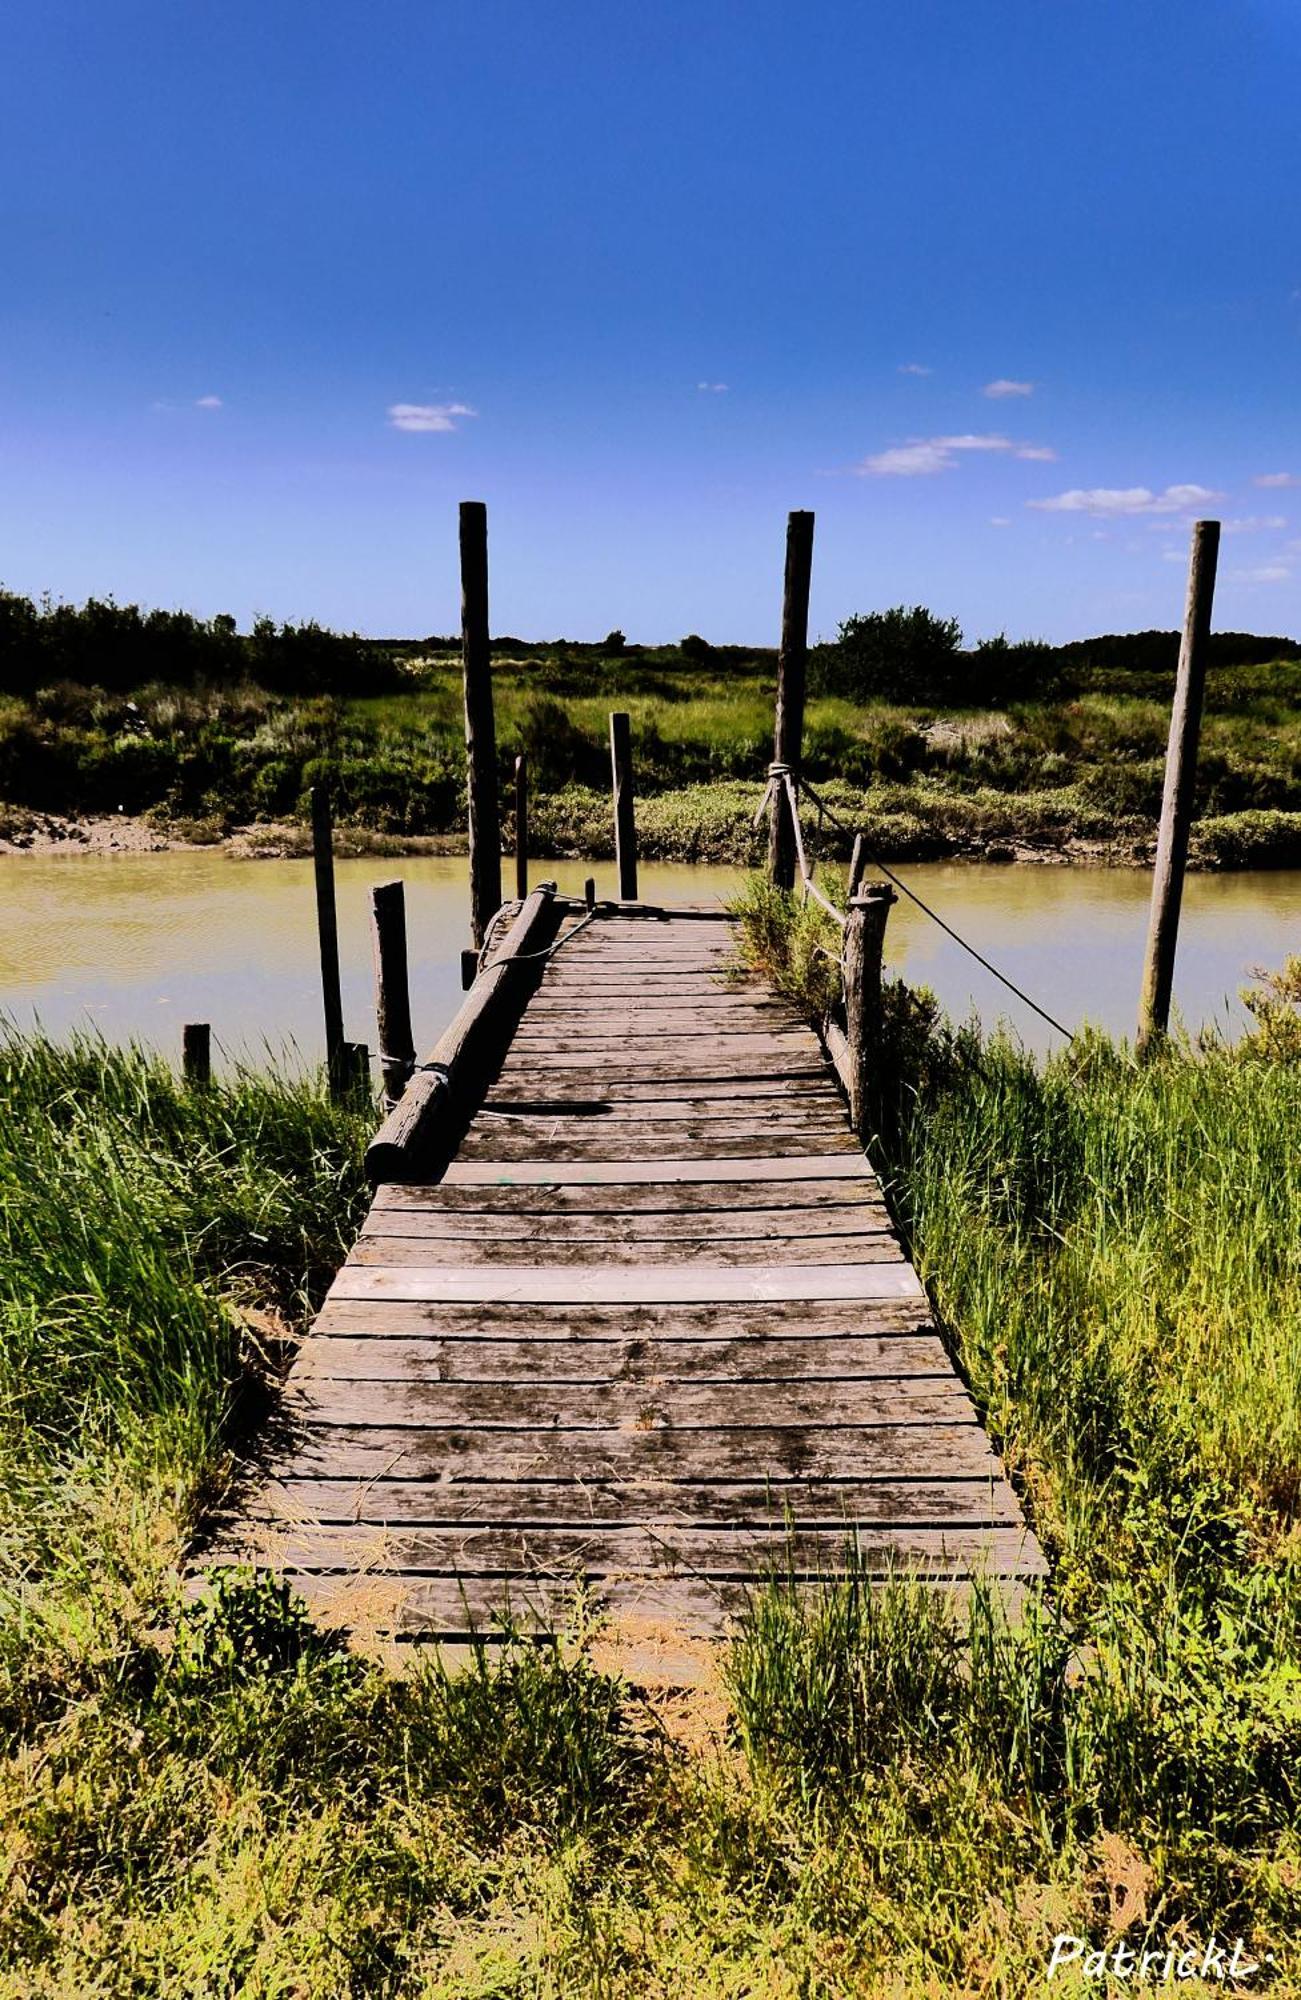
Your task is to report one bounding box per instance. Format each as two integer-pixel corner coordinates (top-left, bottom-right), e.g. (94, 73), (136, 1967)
(366, 885), (561, 1185)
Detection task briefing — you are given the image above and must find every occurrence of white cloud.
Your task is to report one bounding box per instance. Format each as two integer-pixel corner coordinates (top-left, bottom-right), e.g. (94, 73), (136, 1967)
(1228, 562), (1292, 584)
(858, 432), (1056, 475)
(1015, 443), (1058, 462)
(1222, 515), (1288, 534)
(1028, 483), (1220, 517)
(989, 516), (1012, 527)
(696, 380), (728, 393)
(983, 378), (1034, 399)
(194, 394), (223, 410)
(387, 401), (477, 433)
(1253, 471), (1301, 488)
(898, 361), (932, 375)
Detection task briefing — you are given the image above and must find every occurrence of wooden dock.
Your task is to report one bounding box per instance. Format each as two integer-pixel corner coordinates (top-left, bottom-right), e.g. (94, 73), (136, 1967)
(229, 901), (1045, 1643)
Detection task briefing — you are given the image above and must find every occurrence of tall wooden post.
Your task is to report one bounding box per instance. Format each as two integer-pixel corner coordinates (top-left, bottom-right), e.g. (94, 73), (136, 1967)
(844, 884), (896, 1136)
(609, 710), (638, 902)
(768, 509), (814, 889)
(1137, 519), (1220, 1053)
(310, 784), (347, 1097)
(370, 880), (417, 1109)
(514, 753), (529, 901)
(461, 500), (501, 949)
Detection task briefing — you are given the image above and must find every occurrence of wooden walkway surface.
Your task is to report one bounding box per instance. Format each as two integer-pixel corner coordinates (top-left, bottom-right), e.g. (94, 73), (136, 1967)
(234, 908), (1044, 1641)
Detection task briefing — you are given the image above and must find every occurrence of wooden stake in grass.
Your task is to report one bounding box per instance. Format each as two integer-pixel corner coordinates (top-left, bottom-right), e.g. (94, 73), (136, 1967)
(609, 710), (638, 901)
(182, 1022), (210, 1087)
(461, 500), (501, 950)
(1137, 519), (1220, 1053)
(310, 784), (347, 1098)
(768, 510), (814, 890)
(370, 881), (416, 1109)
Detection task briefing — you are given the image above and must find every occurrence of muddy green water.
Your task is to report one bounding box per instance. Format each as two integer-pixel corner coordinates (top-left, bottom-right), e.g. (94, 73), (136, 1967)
(1, 852), (1296, 1067)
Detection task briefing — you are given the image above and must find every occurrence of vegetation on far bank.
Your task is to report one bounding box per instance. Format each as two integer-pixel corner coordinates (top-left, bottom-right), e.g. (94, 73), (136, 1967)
(2, 588), (1301, 866)
(1, 942), (1299, 1990)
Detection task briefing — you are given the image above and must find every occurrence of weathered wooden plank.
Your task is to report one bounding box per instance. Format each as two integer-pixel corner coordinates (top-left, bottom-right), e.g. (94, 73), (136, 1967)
(242, 1523), (1045, 1579)
(483, 1084), (835, 1113)
(495, 1055), (833, 1081)
(457, 1131), (860, 1162)
(522, 996), (792, 1015)
(326, 1261), (924, 1304)
(275, 1421), (998, 1483)
(440, 1155), (870, 1187)
(508, 1031), (816, 1054)
(232, 1569), (1033, 1641)
(371, 1180), (885, 1215)
(249, 1473), (1026, 1527)
(310, 1296), (933, 1339)
(359, 1201), (891, 1240)
(345, 1233), (903, 1268)
(290, 1333), (949, 1382)
(474, 1102), (850, 1129)
(282, 1377), (968, 1430)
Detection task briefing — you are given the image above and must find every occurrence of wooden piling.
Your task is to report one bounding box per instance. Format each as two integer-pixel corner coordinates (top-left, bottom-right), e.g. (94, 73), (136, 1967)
(182, 1022), (210, 1087)
(460, 500), (501, 949)
(514, 753), (529, 901)
(844, 884), (896, 1136)
(310, 784), (347, 1097)
(1137, 519), (1220, 1053)
(370, 881), (417, 1108)
(609, 710), (638, 901)
(584, 876), (597, 912)
(768, 510), (814, 890)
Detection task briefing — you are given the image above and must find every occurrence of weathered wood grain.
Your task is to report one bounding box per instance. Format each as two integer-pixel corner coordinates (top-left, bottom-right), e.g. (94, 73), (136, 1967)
(283, 1377), (969, 1431)
(345, 1233), (903, 1268)
(310, 1296), (934, 1339)
(439, 1155), (871, 1186)
(455, 1130), (861, 1162)
(371, 1180), (886, 1215)
(289, 1332), (949, 1381)
(241, 1523), (1044, 1579)
(360, 1201), (891, 1240)
(250, 1473), (1024, 1527)
(242, 1570), (1034, 1641)
(272, 1420), (1001, 1483)
(326, 1261), (924, 1304)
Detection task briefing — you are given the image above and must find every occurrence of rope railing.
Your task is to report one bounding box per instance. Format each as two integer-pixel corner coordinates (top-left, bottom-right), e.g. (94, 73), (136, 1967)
(759, 763), (1076, 1045)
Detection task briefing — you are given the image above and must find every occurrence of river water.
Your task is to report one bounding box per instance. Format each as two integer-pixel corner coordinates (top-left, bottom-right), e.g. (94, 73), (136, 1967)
(1, 851), (1296, 1068)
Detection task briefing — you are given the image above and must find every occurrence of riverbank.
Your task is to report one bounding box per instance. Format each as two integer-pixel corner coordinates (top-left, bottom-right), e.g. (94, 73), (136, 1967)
(5, 788), (1301, 869)
(2, 646), (1300, 868)
(2, 989), (1298, 1992)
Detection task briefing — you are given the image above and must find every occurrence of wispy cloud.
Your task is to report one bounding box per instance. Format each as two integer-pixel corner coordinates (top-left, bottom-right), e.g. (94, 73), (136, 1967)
(989, 516), (1012, 527)
(1253, 471), (1301, 488)
(696, 380), (728, 393)
(983, 378), (1034, 399)
(898, 362), (932, 376)
(387, 401), (477, 433)
(1028, 483), (1220, 517)
(858, 433), (1056, 476)
(1227, 561), (1292, 584)
(194, 394), (223, 410)
(1222, 515), (1288, 534)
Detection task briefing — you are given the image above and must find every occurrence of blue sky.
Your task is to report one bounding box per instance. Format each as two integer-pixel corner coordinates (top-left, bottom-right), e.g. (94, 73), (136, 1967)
(1, 0), (1299, 644)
